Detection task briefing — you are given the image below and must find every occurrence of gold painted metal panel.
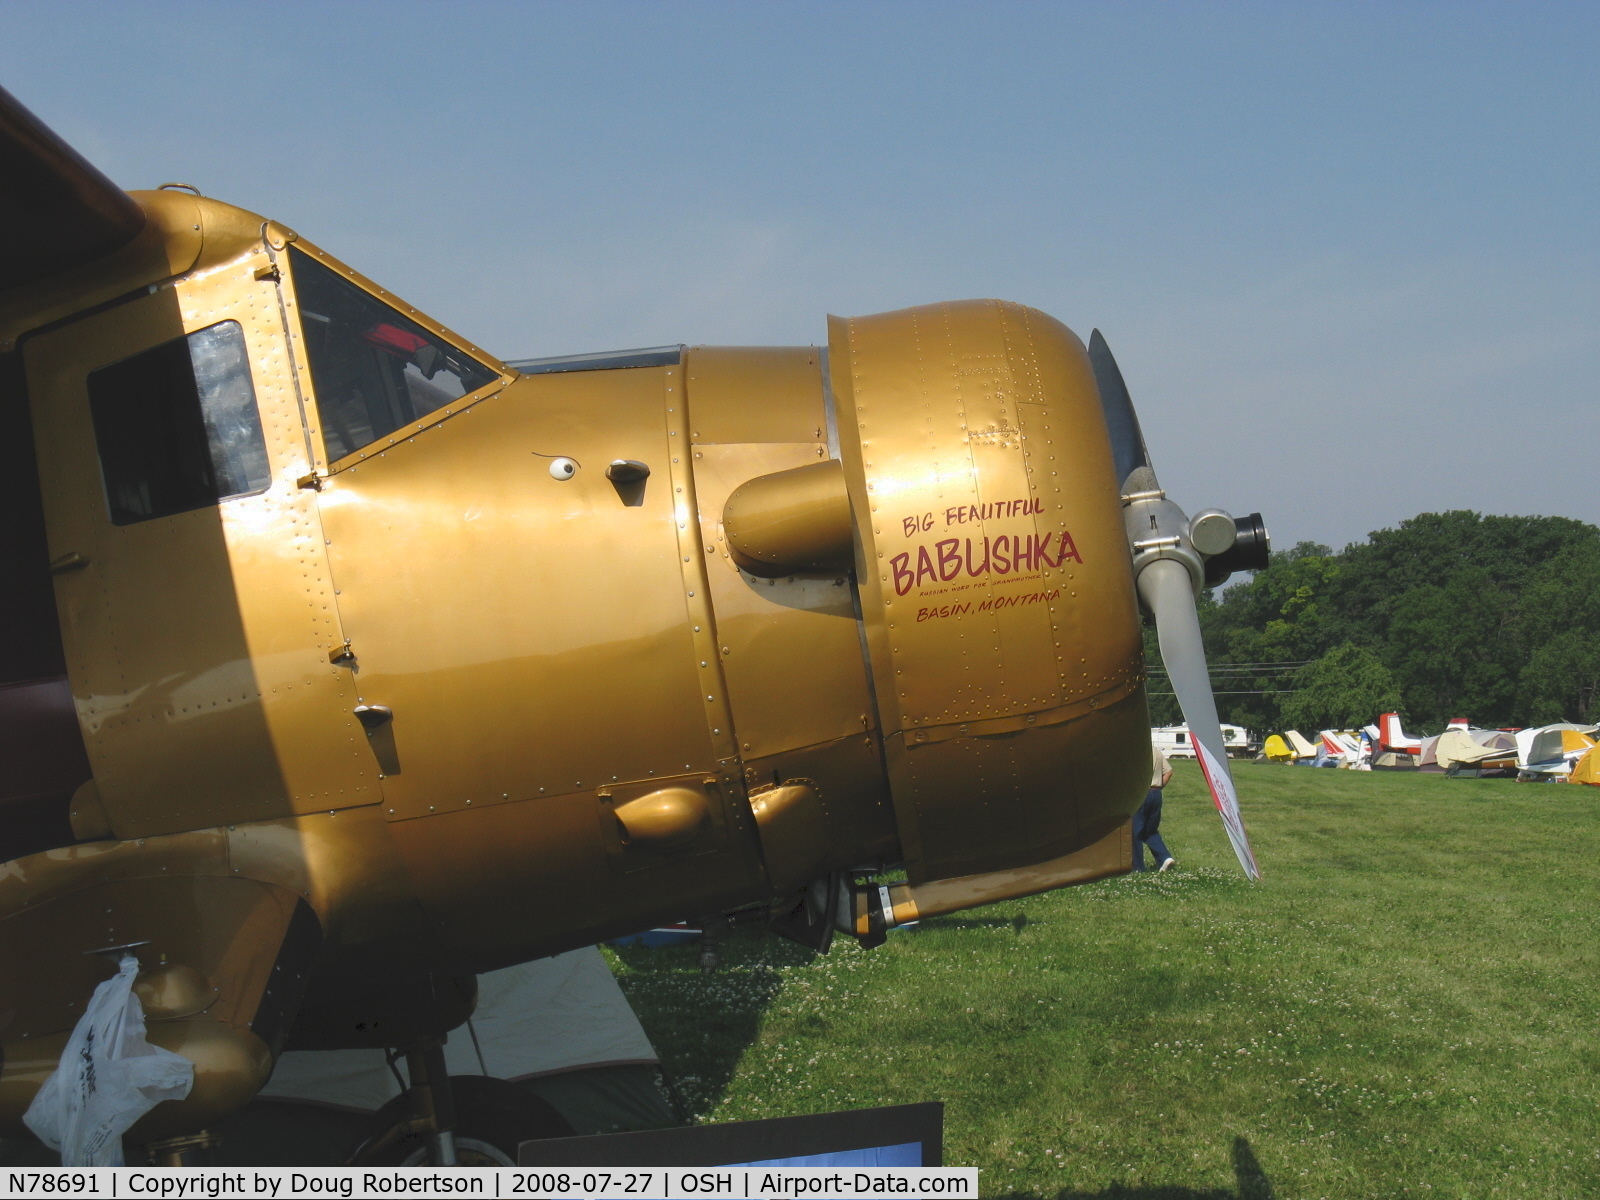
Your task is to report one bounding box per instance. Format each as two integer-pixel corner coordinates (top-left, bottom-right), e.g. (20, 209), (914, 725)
(830, 300), (1146, 881)
(0, 873), (294, 1040)
(684, 347), (826, 444)
(690, 442), (873, 761)
(881, 687), (1149, 879)
(834, 300), (1139, 730)
(385, 773), (768, 972)
(313, 366), (724, 821)
(224, 808), (435, 954)
(27, 244), (376, 839)
(0, 868), (298, 1136)
(744, 733), (898, 874)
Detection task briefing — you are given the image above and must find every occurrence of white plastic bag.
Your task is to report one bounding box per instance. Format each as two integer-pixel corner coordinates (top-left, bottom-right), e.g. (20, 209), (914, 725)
(24, 954), (195, 1166)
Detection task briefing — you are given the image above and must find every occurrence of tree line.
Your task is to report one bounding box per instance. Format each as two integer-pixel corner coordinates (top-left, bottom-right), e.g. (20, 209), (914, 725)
(1143, 511), (1600, 734)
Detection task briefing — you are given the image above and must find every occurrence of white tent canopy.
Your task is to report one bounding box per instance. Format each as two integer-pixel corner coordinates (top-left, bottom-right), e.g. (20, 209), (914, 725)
(1516, 724), (1599, 776)
(261, 947), (659, 1112)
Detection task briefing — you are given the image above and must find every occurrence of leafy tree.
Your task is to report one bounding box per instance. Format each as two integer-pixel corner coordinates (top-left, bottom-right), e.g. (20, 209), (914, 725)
(1185, 543), (1339, 731)
(1514, 538), (1600, 723)
(1280, 644), (1402, 731)
(1380, 568), (1516, 726)
(1141, 512), (1600, 738)
(1330, 512), (1595, 627)
(1519, 631), (1600, 725)
(1337, 513), (1600, 727)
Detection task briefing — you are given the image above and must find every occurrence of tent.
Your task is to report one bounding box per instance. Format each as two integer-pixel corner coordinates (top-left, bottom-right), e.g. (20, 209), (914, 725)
(1373, 752), (1417, 770)
(1570, 746), (1600, 786)
(212, 947), (678, 1164)
(1515, 724), (1597, 778)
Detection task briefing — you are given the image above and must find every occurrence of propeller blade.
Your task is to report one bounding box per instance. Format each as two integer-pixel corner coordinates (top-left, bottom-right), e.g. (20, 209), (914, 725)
(1090, 328), (1263, 879)
(1087, 329), (1152, 492)
(1138, 557), (1262, 881)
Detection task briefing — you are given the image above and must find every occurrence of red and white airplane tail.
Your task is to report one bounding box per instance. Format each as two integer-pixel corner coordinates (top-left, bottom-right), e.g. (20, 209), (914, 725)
(1378, 712), (1423, 752)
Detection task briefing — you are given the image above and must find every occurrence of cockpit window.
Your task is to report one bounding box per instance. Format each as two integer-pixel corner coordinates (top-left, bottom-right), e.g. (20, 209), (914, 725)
(88, 320), (270, 525)
(289, 248), (498, 461)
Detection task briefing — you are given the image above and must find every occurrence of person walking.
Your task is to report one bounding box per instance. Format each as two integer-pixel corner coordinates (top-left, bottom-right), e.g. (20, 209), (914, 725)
(1134, 744), (1175, 872)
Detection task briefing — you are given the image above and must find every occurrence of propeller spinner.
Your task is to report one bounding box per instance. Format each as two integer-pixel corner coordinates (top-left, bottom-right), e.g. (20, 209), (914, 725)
(1087, 330), (1268, 880)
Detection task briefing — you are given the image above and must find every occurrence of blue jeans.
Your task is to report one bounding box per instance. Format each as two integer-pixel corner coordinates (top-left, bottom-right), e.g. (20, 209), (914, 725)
(1133, 787), (1170, 871)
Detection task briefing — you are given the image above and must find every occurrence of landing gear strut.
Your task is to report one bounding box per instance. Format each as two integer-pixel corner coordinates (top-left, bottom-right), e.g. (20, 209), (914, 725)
(347, 1039), (573, 1167)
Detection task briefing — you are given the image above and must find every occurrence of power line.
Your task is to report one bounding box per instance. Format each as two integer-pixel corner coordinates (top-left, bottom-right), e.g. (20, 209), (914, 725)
(1146, 664), (1309, 673)
(1146, 662), (1312, 671)
(1148, 668), (1304, 674)
(1145, 691), (1292, 700)
(1147, 673), (1303, 681)
(1149, 671), (1303, 679)
(1214, 664), (1307, 670)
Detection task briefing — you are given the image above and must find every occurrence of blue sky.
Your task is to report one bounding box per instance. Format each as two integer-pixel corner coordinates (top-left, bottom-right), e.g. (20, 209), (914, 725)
(5, 1), (1595, 552)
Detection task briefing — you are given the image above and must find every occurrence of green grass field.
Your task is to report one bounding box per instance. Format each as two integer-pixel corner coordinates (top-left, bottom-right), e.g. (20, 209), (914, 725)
(606, 763), (1599, 1199)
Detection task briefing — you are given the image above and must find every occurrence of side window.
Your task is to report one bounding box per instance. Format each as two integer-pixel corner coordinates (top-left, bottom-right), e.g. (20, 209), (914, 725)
(289, 248), (498, 461)
(87, 320), (271, 525)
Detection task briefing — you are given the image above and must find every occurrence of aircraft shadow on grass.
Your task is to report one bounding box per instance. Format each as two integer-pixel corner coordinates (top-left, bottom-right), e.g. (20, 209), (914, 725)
(612, 914), (1029, 1114)
(613, 939), (1275, 1200)
(906, 913), (1032, 933)
(609, 932), (813, 1116)
(994, 1137), (1277, 1200)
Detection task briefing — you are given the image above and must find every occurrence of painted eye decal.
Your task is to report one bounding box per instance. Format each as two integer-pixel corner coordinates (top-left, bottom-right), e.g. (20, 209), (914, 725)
(549, 457), (578, 481)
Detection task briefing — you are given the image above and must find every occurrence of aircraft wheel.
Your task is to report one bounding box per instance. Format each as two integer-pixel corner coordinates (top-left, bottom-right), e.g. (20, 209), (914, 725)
(394, 1136), (516, 1168)
(357, 1076), (574, 1167)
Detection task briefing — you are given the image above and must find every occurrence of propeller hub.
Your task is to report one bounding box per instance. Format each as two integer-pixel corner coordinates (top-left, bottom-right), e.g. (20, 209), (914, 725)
(1123, 491), (1205, 595)
(1203, 512), (1271, 588)
(1188, 509), (1239, 557)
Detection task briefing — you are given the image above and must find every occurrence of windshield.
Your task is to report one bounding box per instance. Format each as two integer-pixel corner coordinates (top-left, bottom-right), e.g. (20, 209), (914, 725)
(290, 248), (498, 461)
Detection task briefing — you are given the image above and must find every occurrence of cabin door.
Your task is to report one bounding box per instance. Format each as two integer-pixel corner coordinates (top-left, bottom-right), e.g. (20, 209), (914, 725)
(26, 242), (376, 838)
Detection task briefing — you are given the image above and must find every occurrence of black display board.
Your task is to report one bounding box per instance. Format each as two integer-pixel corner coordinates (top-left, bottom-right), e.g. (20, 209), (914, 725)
(518, 1102), (942, 1167)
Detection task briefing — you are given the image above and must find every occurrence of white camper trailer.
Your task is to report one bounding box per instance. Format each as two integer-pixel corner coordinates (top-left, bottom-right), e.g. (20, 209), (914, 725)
(1152, 724), (1253, 760)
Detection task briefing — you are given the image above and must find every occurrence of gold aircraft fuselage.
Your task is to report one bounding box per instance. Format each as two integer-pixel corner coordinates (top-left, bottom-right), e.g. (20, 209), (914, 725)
(0, 186), (1147, 1139)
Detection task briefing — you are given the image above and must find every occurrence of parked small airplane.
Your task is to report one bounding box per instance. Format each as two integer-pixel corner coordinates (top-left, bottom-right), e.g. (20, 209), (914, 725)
(1315, 730), (1363, 766)
(1376, 712), (1422, 755)
(1261, 730), (1317, 763)
(1430, 728), (1517, 772)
